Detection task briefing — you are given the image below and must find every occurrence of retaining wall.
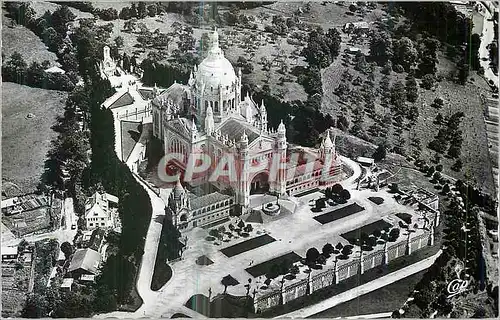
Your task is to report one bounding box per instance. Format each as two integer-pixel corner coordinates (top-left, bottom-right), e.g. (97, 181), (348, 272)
(253, 230), (433, 312)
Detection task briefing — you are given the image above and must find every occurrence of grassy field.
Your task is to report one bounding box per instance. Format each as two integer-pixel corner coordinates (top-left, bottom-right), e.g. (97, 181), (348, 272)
(29, 1), (93, 19)
(2, 82), (67, 194)
(2, 10), (59, 66)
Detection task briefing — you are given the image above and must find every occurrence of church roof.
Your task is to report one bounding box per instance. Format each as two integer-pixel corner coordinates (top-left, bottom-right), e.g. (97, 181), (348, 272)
(190, 192), (231, 210)
(195, 29), (237, 92)
(218, 118), (259, 144)
(108, 91), (134, 109)
(152, 83), (190, 109)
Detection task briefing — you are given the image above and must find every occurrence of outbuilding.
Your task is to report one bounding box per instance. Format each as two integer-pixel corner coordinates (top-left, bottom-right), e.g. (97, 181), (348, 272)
(356, 156), (375, 167)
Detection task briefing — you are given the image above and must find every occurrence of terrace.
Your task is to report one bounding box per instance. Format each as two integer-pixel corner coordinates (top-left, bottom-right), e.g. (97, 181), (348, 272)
(156, 187), (438, 317)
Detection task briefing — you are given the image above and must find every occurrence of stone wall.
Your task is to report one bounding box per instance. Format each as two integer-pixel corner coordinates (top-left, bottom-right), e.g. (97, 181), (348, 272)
(363, 249), (384, 272)
(282, 279), (308, 304)
(387, 240), (406, 262)
(311, 269), (335, 292)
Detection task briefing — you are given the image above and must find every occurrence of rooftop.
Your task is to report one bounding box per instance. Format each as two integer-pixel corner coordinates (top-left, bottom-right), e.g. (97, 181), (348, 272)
(191, 192), (232, 210)
(61, 278), (74, 288)
(68, 248), (101, 274)
(152, 83), (190, 109)
(45, 66), (66, 74)
(2, 247), (18, 255)
(218, 118), (260, 144)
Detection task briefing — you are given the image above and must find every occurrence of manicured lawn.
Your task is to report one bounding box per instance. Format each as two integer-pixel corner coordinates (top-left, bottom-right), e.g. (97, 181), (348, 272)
(220, 234), (276, 258)
(151, 258), (173, 291)
(171, 313), (190, 318)
(121, 121), (142, 162)
(341, 220), (393, 244)
(295, 188), (320, 198)
(396, 212), (413, 225)
(245, 252), (302, 278)
(313, 203), (365, 225)
(368, 196), (384, 205)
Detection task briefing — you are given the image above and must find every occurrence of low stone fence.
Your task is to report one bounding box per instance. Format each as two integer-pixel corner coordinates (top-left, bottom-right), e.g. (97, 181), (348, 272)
(253, 228), (434, 313)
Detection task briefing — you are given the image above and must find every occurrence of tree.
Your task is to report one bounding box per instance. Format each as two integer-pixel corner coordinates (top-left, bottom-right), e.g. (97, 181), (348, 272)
(209, 229), (219, 238)
(147, 4), (158, 17)
(51, 5), (76, 36)
(3, 51), (27, 84)
(389, 183), (399, 193)
(391, 81), (406, 111)
(244, 224), (253, 233)
(388, 228), (400, 241)
(341, 246), (352, 257)
(315, 198), (326, 209)
(306, 247), (320, 265)
(457, 62), (469, 85)
(393, 37), (418, 71)
(237, 219), (245, 229)
(335, 242), (343, 250)
(434, 113), (443, 125)
(405, 76), (418, 103)
(451, 159), (463, 172)
(221, 275), (237, 294)
(421, 74), (435, 90)
(60, 241), (74, 259)
(119, 7), (131, 19)
(369, 31), (393, 65)
(339, 189), (351, 201)
(336, 114), (349, 131)
(354, 52), (367, 73)
(373, 144), (387, 163)
(130, 3), (138, 18)
(442, 184), (451, 194)
(114, 36), (124, 48)
(332, 183), (343, 194)
(137, 2), (147, 19)
(322, 243), (335, 256)
(407, 105), (419, 122)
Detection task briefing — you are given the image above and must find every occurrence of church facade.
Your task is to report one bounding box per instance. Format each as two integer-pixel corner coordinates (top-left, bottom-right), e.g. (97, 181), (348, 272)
(152, 29), (343, 215)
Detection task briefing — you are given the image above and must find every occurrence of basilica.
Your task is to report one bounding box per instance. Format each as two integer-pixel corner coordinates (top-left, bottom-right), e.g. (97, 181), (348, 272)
(152, 29), (343, 229)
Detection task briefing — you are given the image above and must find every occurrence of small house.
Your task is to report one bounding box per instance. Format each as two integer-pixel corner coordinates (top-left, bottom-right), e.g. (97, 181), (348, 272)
(1, 247), (18, 261)
(347, 47), (361, 54)
(84, 192), (119, 231)
(44, 66), (66, 74)
(79, 274), (96, 282)
(60, 278), (74, 291)
(356, 156), (375, 167)
(68, 248), (102, 279)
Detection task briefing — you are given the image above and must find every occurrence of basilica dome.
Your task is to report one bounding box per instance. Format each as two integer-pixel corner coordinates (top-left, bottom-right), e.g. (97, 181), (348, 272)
(195, 29), (237, 91)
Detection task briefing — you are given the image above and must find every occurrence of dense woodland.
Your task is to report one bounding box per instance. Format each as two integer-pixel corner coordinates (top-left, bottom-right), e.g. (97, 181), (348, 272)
(398, 180), (498, 318)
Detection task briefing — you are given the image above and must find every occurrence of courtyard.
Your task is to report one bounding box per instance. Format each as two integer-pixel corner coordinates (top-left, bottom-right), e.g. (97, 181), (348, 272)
(148, 185), (433, 317)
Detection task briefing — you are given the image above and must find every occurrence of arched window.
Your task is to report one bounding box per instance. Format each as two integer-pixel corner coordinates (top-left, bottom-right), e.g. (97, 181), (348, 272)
(205, 101), (208, 110)
(215, 101), (219, 112)
(210, 101), (213, 109)
(223, 100), (227, 110)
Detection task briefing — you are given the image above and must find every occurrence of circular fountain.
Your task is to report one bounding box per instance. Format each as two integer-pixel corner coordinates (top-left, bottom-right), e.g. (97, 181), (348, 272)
(262, 202), (281, 216)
